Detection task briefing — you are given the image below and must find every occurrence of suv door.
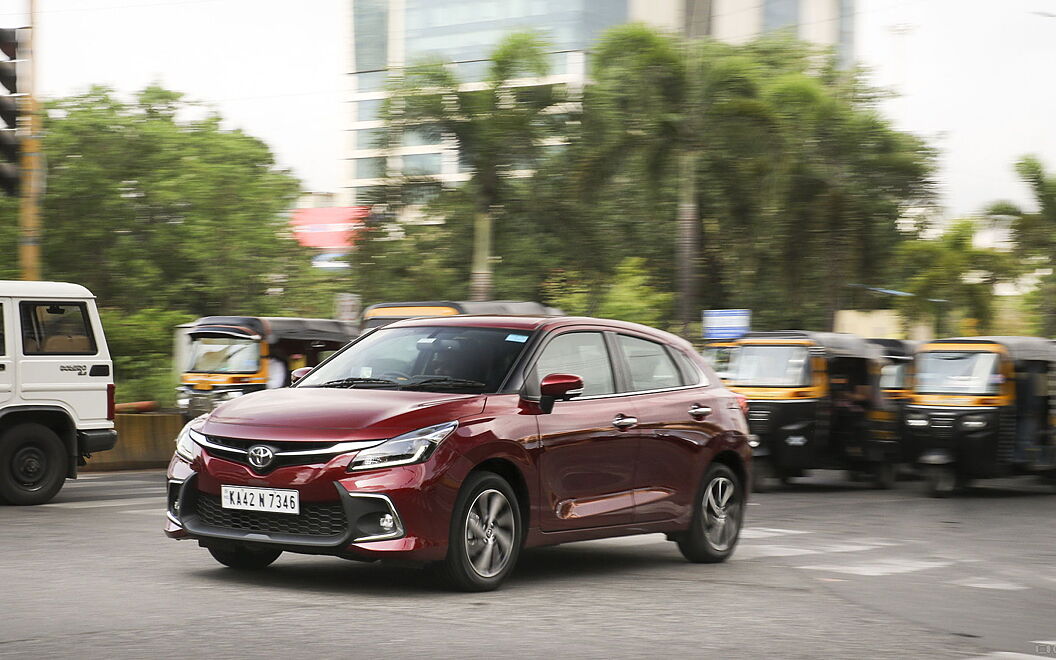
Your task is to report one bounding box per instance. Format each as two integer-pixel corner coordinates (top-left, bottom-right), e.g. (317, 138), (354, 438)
(531, 330), (640, 531)
(612, 334), (723, 524)
(0, 300), (13, 407)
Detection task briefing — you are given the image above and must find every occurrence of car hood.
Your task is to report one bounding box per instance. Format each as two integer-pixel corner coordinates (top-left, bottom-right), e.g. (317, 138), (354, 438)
(198, 387), (487, 443)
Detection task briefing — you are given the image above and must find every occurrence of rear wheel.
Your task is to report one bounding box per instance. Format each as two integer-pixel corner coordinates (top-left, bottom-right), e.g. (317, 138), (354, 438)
(207, 545), (282, 570)
(678, 463), (744, 563)
(439, 472), (522, 592)
(0, 423), (68, 505)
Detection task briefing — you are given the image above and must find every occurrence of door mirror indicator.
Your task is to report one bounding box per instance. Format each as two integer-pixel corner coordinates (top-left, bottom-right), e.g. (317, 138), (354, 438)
(537, 373), (584, 414)
(290, 367), (312, 383)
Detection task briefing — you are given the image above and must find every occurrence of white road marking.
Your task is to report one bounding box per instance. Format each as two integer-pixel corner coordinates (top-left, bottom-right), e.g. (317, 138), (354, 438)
(64, 479), (160, 488)
(967, 654), (1051, 659)
(740, 527), (812, 539)
(799, 558), (952, 577)
(950, 577), (1029, 591)
(732, 544), (819, 560)
(123, 509), (167, 516)
(41, 496), (164, 509)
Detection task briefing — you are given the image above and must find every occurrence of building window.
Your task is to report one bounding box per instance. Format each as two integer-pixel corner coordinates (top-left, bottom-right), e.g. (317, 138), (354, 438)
(763, 0), (799, 32)
(354, 157), (386, 179)
(356, 128), (386, 150)
(353, 0), (388, 72)
(355, 71), (388, 92)
(357, 99), (384, 123)
(402, 153), (443, 176)
(402, 124), (443, 147)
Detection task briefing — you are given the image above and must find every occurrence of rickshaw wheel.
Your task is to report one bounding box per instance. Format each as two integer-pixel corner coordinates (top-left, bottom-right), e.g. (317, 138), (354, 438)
(871, 462), (896, 490)
(923, 465), (956, 498)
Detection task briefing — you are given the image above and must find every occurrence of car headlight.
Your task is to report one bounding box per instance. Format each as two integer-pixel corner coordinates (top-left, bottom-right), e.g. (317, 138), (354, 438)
(175, 418), (207, 461)
(961, 414), (988, 430)
(906, 412), (928, 427)
(347, 421), (458, 472)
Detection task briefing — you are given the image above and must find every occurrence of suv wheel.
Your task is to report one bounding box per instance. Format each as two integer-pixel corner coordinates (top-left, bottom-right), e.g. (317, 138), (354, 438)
(439, 471), (522, 592)
(207, 545), (282, 570)
(677, 463), (744, 563)
(0, 423), (68, 505)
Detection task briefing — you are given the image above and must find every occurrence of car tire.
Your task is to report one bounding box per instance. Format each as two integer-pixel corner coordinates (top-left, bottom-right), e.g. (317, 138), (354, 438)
(438, 471), (522, 592)
(207, 545), (282, 570)
(0, 423), (68, 505)
(678, 463), (744, 563)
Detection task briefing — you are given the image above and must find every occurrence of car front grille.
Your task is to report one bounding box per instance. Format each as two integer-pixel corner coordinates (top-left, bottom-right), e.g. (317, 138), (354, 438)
(194, 493), (347, 538)
(747, 408), (771, 434)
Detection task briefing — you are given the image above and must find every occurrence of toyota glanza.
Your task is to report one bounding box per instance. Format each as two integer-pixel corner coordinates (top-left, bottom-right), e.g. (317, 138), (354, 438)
(165, 315), (752, 591)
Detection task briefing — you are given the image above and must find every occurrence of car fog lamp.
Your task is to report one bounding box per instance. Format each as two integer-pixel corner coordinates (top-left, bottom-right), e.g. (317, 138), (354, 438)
(379, 513), (395, 532)
(348, 421), (459, 472)
(961, 415), (988, 430)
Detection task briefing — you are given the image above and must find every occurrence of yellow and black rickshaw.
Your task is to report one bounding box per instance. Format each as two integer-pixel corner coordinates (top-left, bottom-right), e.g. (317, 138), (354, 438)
(728, 331), (900, 491)
(909, 336), (1056, 496)
(702, 339), (739, 382)
(177, 316), (358, 417)
(868, 338), (918, 461)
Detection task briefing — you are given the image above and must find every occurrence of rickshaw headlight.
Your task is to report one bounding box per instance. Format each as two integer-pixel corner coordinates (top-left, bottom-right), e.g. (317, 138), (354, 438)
(905, 412), (928, 427)
(961, 414), (988, 430)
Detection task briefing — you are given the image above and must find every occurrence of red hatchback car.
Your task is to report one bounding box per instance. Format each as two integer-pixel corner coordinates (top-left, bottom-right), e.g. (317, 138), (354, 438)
(166, 316), (752, 591)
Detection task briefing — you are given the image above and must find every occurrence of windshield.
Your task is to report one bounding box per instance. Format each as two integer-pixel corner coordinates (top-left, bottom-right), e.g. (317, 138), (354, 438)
(296, 326), (532, 393)
(729, 344), (811, 387)
(915, 351), (1002, 395)
(187, 337), (260, 373)
(703, 345), (737, 380)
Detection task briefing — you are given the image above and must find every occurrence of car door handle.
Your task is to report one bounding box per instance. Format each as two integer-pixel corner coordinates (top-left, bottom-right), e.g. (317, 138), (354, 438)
(688, 404), (712, 419)
(612, 415), (638, 430)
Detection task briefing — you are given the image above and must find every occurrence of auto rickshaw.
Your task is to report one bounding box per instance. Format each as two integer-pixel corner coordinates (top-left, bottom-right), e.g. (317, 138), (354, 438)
(702, 339), (739, 382)
(176, 316), (358, 417)
(727, 331), (900, 491)
(909, 336), (1056, 496)
(868, 338), (918, 461)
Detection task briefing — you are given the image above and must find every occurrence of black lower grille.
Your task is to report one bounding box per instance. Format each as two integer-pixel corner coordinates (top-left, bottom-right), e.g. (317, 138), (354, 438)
(194, 493), (347, 538)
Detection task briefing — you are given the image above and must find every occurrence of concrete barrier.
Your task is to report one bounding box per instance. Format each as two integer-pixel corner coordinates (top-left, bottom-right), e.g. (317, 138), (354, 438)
(82, 413), (184, 471)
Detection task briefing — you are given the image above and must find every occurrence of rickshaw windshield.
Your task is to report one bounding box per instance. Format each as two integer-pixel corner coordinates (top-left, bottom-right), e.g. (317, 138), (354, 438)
(703, 346), (737, 380)
(880, 363), (907, 389)
(915, 351), (1001, 395)
(729, 344), (811, 387)
(187, 337), (261, 373)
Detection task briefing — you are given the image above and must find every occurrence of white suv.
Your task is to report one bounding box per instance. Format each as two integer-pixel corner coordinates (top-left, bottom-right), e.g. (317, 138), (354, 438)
(0, 281), (116, 504)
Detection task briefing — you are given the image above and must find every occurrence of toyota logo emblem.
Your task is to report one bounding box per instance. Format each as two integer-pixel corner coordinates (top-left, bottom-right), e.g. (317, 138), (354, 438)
(247, 445), (275, 470)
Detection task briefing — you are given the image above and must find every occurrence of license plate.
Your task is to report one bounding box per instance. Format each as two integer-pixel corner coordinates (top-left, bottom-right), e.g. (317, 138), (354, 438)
(220, 486), (300, 515)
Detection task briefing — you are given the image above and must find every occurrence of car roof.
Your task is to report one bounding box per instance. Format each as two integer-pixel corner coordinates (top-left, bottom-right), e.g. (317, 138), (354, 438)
(385, 315), (694, 348)
(0, 280), (95, 299)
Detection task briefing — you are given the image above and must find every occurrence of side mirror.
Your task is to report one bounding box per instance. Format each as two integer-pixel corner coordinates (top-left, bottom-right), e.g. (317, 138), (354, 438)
(538, 373), (584, 414)
(290, 367), (312, 383)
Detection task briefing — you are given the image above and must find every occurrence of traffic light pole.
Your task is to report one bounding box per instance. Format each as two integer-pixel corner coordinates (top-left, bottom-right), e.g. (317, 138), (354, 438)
(19, 0), (40, 281)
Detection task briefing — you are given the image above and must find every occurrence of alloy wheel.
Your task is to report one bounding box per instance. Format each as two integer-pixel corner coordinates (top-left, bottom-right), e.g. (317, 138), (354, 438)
(464, 488), (516, 578)
(703, 475), (740, 551)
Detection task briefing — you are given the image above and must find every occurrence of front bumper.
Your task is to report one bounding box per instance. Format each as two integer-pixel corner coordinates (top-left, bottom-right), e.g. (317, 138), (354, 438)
(165, 445), (467, 563)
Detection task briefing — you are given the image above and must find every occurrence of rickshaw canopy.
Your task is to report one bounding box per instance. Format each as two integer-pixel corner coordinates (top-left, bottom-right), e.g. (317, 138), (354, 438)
(739, 331), (884, 361)
(925, 336), (1056, 363)
(189, 316), (358, 345)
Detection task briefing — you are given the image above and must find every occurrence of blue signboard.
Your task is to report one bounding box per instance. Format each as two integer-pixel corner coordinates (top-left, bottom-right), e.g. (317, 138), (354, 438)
(702, 309), (751, 339)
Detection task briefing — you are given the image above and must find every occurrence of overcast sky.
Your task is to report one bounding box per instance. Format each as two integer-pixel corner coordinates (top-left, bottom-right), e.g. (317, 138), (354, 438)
(3, 0), (1055, 217)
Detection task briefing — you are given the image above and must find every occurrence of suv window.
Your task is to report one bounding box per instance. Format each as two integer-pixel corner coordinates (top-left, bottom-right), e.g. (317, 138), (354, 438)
(534, 332), (615, 396)
(618, 335), (682, 391)
(671, 348), (707, 386)
(20, 302), (97, 355)
(0, 303), (4, 356)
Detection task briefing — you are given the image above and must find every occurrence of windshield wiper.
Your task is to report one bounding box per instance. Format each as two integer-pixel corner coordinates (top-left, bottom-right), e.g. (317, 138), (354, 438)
(401, 376), (487, 391)
(310, 377), (401, 389)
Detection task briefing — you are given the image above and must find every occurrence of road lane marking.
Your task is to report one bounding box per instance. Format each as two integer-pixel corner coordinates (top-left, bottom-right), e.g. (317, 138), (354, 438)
(40, 496), (164, 509)
(950, 577), (1028, 591)
(740, 527), (812, 539)
(798, 558), (952, 576)
(64, 479), (161, 488)
(123, 509), (167, 516)
(732, 544), (819, 560)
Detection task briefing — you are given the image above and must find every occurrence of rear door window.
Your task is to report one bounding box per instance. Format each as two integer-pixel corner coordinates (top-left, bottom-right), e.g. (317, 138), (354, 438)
(20, 302), (97, 355)
(617, 335), (682, 392)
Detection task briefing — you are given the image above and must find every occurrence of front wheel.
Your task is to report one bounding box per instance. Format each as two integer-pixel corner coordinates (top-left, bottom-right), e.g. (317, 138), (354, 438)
(0, 423), (68, 505)
(678, 463), (744, 563)
(923, 465), (956, 498)
(439, 472), (522, 592)
(207, 545), (282, 570)
(872, 461), (897, 490)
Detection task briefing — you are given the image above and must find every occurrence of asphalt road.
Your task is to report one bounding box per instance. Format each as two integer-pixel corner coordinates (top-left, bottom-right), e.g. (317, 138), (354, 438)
(1, 470), (1054, 659)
